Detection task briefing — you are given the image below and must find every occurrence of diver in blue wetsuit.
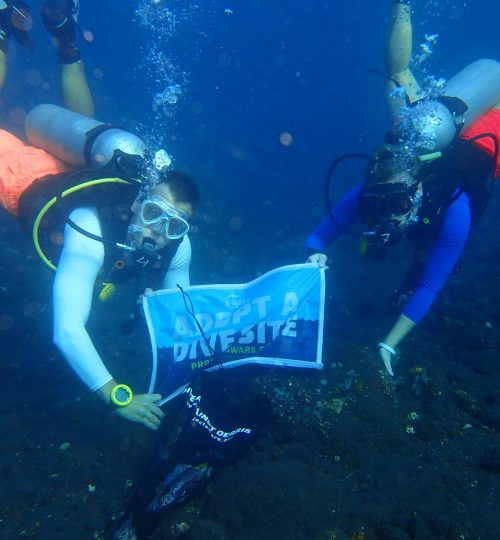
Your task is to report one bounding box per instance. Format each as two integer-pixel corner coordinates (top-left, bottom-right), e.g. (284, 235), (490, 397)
(306, 0), (500, 376)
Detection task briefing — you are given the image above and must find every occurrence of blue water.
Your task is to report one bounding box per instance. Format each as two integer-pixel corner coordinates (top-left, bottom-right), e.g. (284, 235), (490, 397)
(3, 1), (498, 285)
(1, 2), (500, 538)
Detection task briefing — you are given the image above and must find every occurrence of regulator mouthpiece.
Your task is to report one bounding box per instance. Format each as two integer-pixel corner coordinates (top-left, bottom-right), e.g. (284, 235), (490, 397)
(134, 238), (158, 268)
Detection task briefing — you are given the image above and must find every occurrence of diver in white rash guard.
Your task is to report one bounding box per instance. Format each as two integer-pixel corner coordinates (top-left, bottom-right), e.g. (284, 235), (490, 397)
(0, 124), (199, 429)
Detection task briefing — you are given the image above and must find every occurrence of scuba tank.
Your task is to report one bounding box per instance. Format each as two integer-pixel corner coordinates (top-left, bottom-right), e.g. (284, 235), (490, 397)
(25, 104), (148, 180)
(24, 104), (152, 272)
(400, 59), (500, 153)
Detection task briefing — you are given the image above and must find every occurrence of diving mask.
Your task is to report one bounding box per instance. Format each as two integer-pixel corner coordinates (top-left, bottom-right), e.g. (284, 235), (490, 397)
(361, 182), (420, 220)
(139, 195), (190, 240)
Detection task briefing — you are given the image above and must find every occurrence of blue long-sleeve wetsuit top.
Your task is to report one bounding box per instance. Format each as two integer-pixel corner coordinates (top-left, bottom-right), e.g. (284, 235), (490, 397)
(305, 183), (471, 324)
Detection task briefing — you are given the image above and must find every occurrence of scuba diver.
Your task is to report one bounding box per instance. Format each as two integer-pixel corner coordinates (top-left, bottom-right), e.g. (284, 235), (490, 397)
(1, 5), (256, 537)
(0, 103), (198, 430)
(305, 0), (500, 377)
(1, 106), (257, 540)
(0, 0), (94, 116)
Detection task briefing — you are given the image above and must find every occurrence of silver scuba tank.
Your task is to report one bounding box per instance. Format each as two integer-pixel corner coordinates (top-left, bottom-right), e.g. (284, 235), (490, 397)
(24, 104), (148, 173)
(402, 58), (500, 153)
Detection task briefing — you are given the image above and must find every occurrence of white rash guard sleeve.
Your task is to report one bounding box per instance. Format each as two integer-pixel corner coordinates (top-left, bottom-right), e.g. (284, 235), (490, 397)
(53, 210), (192, 391)
(161, 235), (191, 289)
(52, 207), (113, 391)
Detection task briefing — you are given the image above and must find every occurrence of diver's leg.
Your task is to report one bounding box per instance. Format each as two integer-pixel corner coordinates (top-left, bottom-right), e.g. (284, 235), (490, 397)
(0, 49), (6, 91)
(0, 1), (34, 92)
(41, 0), (95, 117)
(60, 61), (94, 117)
(0, 10), (9, 91)
(385, 0), (422, 118)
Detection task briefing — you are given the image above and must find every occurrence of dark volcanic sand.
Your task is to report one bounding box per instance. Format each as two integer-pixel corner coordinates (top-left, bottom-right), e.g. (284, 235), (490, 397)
(1, 213), (499, 540)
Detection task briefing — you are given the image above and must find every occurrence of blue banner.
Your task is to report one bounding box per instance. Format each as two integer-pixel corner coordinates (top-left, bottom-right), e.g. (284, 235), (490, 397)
(144, 264), (325, 404)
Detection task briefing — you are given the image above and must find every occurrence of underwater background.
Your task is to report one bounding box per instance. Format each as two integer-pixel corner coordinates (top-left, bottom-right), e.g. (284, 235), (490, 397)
(1, 1), (500, 538)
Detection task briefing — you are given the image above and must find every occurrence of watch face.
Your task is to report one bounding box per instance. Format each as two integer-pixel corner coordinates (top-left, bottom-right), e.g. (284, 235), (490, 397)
(111, 384), (133, 407)
(115, 387), (131, 404)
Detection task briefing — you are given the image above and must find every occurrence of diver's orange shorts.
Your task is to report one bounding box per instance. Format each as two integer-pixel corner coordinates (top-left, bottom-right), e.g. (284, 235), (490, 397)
(462, 108), (500, 178)
(0, 129), (70, 216)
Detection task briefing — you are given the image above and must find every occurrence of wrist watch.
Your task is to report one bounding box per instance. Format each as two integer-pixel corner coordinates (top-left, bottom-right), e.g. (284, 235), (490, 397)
(110, 384), (133, 407)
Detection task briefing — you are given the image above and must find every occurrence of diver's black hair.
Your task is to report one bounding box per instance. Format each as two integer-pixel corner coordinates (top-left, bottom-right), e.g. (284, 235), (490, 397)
(159, 170), (200, 212)
(365, 144), (421, 187)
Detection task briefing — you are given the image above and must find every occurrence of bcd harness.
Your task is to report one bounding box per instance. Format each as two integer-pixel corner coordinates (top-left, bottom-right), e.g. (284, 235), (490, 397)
(18, 169), (181, 332)
(324, 132), (499, 301)
(394, 134), (498, 300)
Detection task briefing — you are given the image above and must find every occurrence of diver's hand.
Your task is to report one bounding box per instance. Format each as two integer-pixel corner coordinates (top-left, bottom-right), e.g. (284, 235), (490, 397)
(378, 342), (395, 376)
(115, 393), (165, 430)
(306, 252), (328, 268)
